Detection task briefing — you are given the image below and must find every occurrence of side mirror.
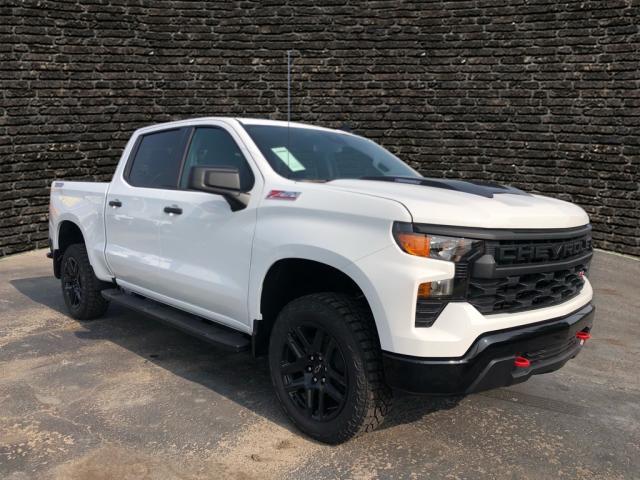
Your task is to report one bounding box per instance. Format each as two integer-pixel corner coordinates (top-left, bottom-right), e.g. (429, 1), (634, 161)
(188, 166), (250, 211)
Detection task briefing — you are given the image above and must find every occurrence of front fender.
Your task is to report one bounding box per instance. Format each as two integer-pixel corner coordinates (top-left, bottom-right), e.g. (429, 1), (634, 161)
(248, 184), (412, 338)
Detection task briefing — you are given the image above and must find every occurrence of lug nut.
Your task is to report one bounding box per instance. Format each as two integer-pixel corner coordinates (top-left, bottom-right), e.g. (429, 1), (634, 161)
(313, 377), (317, 382)
(310, 355), (314, 361)
(307, 366), (312, 372)
(321, 378), (326, 383)
(317, 355), (322, 361)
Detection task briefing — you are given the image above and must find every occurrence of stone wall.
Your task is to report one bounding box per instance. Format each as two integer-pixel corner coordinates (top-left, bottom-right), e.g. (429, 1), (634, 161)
(1, 0), (638, 256)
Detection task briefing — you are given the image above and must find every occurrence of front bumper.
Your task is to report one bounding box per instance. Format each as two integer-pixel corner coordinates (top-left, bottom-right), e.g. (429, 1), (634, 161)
(382, 303), (594, 395)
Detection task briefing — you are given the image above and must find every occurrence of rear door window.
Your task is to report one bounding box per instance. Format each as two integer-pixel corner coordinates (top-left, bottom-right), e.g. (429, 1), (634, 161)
(127, 128), (190, 189)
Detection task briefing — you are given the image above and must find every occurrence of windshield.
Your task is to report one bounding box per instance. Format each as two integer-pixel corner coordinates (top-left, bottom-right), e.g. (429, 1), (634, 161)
(243, 125), (421, 182)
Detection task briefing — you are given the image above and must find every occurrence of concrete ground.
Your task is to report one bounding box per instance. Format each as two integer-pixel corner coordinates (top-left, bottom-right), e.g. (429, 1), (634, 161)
(0, 250), (638, 480)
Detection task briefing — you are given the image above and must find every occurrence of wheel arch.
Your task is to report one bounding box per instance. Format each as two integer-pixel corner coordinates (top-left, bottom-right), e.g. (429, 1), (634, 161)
(53, 220), (86, 278)
(253, 257), (382, 356)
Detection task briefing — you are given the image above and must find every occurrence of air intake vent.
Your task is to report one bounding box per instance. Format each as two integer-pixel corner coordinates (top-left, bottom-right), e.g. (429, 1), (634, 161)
(415, 299), (446, 328)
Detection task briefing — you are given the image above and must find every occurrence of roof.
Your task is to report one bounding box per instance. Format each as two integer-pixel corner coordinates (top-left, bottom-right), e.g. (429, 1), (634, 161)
(133, 117), (352, 136)
(236, 117), (348, 134)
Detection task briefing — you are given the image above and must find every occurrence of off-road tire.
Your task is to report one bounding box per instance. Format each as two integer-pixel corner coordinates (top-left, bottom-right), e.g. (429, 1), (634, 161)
(60, 243), (109, 320)
(268, 292), (392, 444)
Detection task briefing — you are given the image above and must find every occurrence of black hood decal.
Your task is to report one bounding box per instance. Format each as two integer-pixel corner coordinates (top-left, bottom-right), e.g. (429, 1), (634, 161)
(360, 176), (529, 199)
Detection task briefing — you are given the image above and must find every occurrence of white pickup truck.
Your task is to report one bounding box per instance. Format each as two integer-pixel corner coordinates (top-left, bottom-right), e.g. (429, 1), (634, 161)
(48, 117), (594, 443)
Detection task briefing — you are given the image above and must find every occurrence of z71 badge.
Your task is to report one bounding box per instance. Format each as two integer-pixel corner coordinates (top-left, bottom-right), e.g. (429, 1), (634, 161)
(266, 190), (301, 200)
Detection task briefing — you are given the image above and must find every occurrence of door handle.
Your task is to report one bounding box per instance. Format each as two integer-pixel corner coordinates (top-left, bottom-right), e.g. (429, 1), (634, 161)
(163, 205), (183, 215)
(109, 199), (122, 208)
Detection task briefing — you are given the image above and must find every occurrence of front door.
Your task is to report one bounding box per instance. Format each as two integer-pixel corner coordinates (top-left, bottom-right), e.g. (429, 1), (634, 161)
(149, 124), (261, 331)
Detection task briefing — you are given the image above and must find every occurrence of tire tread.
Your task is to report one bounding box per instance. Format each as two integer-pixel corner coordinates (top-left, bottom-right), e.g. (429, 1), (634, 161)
(270, 292), (392, 444)
(61, 243), (109, 320)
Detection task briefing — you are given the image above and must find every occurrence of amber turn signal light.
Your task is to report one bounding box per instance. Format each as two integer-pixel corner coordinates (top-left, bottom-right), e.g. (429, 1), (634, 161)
(395, 232), (430, 257)
(417, 283), (431, 299)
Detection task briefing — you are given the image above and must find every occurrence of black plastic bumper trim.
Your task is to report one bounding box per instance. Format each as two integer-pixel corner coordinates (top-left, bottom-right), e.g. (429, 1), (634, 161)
(382, 303), (594, 395)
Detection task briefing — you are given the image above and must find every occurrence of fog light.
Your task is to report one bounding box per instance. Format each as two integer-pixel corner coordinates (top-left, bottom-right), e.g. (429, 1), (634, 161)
(417, 279), (454, 298)
(417, 283), (431, 298)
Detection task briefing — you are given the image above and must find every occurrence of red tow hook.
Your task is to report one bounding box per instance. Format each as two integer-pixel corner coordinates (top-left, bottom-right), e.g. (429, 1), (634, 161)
(514, 356), (531, 368)
(576, 331), (591, 343)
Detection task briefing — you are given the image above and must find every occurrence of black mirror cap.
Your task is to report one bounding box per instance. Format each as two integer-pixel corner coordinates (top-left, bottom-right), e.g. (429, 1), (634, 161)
(189, 166), (240, 191)
(188, 166), (250, 211)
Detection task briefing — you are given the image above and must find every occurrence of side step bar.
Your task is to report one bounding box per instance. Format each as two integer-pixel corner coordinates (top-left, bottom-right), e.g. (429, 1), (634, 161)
(101, 289), (250, 352)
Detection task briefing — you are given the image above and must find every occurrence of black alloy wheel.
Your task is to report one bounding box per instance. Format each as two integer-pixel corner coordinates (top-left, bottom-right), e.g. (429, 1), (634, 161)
(269, 293), (391, 444)
(60, 243), (109, 320)
(62, 256), (83, 308)
(278, 323), (349, 421)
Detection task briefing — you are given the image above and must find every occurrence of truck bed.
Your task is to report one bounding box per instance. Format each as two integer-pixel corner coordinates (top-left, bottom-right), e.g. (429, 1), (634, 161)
(49, 181), (112, 281)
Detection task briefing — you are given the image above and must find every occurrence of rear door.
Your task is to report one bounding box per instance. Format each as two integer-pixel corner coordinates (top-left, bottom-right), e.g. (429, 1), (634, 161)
(104, 127), (191, 294)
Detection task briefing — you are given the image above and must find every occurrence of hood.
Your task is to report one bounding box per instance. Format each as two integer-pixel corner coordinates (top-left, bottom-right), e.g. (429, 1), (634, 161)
(326, 178), (589, 229)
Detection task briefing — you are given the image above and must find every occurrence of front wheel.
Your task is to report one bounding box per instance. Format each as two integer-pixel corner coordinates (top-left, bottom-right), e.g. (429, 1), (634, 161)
(60, 243), (109, 320)
(268, 293), (392, 444)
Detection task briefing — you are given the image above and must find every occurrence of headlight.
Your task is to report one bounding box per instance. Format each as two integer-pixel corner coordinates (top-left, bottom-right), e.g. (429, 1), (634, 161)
(393, 222), (481, 262)
(393, 222), (484, 327)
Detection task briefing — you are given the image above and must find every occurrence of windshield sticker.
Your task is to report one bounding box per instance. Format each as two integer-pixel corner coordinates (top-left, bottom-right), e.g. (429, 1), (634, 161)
(271, 147), (306, 172)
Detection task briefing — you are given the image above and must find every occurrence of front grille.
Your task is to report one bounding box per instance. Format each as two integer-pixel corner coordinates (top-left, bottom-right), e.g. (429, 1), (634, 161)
(488, 233), (592, 266)
(468, 262), (588, 315)
(468, 262), (589, 315)
(412, 224), (593, 327)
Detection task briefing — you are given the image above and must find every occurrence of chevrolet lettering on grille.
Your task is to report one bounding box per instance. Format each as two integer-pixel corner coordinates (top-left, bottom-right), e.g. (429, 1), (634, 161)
(495, 237), (592, 264)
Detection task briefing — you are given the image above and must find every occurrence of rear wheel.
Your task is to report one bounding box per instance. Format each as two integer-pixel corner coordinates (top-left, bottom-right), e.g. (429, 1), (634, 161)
(268, 293), (391, 444)
(60, 243), (109, 320)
